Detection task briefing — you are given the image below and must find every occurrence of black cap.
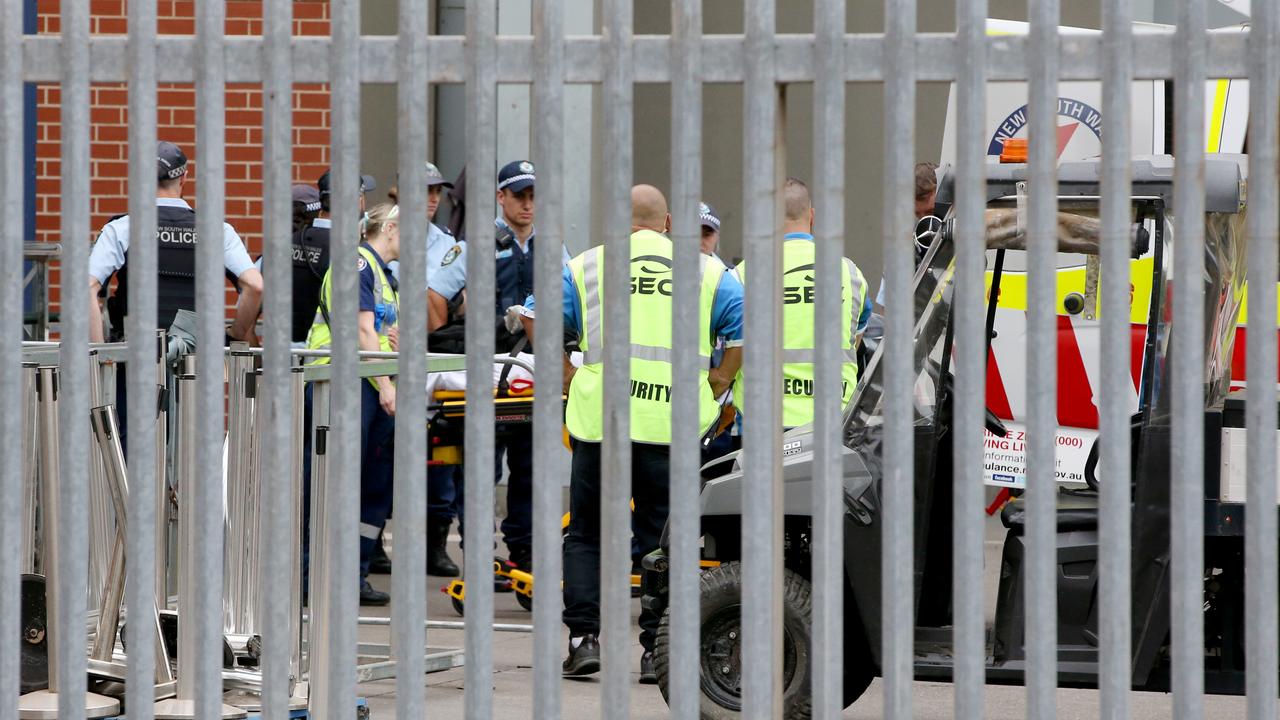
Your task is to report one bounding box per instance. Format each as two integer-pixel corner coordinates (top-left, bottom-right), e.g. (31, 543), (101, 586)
(157, 141), (188, 181)
(317, 169), (377, 196)
(497, 160), (535, 193)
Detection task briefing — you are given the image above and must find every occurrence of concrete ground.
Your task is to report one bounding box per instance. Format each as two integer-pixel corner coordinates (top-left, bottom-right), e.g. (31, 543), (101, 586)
(349, 517), (1247, 719)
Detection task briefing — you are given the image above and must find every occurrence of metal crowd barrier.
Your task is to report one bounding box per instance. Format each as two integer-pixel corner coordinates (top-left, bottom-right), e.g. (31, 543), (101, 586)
(0, 2), (1277, 720)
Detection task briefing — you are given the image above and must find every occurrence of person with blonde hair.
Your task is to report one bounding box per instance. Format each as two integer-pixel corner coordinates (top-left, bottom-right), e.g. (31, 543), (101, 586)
(304, 201), (402, 605)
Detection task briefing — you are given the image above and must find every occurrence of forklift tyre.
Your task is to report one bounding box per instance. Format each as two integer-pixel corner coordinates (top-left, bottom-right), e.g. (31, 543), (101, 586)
(655, 561), (865, 719)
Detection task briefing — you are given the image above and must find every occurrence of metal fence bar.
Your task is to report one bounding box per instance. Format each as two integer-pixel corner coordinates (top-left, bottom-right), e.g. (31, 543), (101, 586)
(1025, 0), (1060, 718)
(1171, 1), (1207, 718)
(952, 0), (987, 716)
(667, 1), (701, 717)
(1098, 0), (1133, 718)
(392, 0), (428, 716)
(741, 0), (780, 716)
(124, 0), (160, 713)
(600, 0), (634, 716)
(316, 0), (362, 715)
(463, 2), (497, 718)
(259, 0), (294, 717)
(56, 0), (93, 716)
(881, 0), (915, 716)
(0, 0), (22, 715)
(811, 0), (846, 716)
(531, 1), (566, 717)
(1245, 0), (1280, 716)
(194, 0), (232, 715)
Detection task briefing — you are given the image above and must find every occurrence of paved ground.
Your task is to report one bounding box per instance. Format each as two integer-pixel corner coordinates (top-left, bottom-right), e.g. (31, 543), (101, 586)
(346, 516), (1247, 719)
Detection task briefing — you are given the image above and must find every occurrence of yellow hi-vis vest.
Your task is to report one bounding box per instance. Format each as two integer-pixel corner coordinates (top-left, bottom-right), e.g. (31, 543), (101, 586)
(565, 230), (727, 445)
(735, 239), (867, 428)
(305, 244), (400, 389)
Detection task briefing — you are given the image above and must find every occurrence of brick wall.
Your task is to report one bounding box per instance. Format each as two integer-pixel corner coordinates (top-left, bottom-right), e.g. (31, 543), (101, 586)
(36, 0), (334, 324)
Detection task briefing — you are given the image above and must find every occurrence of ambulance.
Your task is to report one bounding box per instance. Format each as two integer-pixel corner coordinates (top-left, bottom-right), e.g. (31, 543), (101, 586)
(935, 15), (1267, 489)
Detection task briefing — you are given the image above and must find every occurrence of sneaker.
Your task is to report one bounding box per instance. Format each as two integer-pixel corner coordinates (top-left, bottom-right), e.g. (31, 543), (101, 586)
(639, 650), (657, 684)
(359, 581), (390, 607)
(562, 634), (601, 677)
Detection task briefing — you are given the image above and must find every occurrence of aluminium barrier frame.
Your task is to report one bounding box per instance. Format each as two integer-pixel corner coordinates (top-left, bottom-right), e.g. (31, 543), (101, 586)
(0, 2), (1276, 720)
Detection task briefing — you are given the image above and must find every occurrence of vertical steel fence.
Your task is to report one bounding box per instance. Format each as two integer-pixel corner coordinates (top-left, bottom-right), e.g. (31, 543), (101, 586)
(0, 1), (1276, 719)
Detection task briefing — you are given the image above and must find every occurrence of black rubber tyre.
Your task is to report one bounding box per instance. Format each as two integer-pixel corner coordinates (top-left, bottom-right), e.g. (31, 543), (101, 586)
(654, 561), (857, 719)
(451, 597), (465, 616)
(515, 590), (533, 612)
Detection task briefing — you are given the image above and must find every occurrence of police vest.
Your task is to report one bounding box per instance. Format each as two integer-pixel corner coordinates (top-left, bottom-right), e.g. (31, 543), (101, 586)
(107, 204), (199, 337)
(290, 224), (330, 343)
(494, 225), (533, 317)
(305, 245), (400, 389)
(734, 240), (866, 428)
(564, 230), (726, 445)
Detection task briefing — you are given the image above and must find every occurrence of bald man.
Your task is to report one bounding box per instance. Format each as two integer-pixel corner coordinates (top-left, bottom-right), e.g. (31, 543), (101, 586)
(734, 176), (871, 428)
(557, 184), (744, 681)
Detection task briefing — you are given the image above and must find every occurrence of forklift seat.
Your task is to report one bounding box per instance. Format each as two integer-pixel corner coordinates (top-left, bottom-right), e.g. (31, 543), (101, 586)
(999, 498), (1098, 536)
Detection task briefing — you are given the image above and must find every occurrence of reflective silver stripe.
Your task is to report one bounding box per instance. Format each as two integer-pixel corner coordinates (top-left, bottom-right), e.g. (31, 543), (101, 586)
(358, 522), (381, 541)
(580, 248), (604, 360)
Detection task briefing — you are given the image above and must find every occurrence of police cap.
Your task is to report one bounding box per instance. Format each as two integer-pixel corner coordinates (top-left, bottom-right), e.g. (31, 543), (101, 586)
(157, 141), (188, 181)
(497, 160), (535, 194)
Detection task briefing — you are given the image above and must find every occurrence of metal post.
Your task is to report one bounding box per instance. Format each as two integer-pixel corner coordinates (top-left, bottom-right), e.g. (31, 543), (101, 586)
(306, 378), (331, 712)
(88, 405), (128, 663)
(18, 368), (120, 718)
(463, 3), (497, 720)
(667, 0), (702, 717)
(20, 363), (38, 575)
(741, 0), (781, 716)
(155, 365), (245, 720)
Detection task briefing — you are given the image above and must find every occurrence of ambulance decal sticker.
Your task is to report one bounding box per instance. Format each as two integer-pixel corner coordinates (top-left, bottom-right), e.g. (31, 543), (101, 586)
(986, 97), (1103, 158)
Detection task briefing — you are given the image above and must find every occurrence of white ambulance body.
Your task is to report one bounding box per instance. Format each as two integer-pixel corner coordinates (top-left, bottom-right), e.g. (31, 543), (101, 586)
(936, 18), (1255, 489)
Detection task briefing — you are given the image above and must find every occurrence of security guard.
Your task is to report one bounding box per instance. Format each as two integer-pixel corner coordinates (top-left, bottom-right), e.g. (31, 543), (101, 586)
(304, 202), (402, 606)
(88, 141), (263, 445)
(734, 177), (869, 429)
(560, 185), (743, 682)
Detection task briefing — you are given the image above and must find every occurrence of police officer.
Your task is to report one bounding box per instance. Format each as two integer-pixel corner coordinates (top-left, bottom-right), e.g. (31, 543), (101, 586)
(383, 161), (469, 577)
(89, 141), (264, 344)
(559, 185), (743, 681)
(699, 201), (725, 262)
(304, 201), (402, 606)
(88, 141), (264, 446)
(292, 183), (322, 235)
(734, 177), (869, 429)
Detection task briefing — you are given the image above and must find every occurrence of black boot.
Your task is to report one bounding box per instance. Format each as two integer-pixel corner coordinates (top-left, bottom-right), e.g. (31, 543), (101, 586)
(427, 522), (460, 577)
(369, 532), (392, 575)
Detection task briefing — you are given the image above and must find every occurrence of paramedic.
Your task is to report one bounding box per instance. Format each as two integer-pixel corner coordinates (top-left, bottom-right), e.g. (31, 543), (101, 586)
(734, 177), (869, 428)
(304, 202), (402, 606)
(560, 184), (743, 682)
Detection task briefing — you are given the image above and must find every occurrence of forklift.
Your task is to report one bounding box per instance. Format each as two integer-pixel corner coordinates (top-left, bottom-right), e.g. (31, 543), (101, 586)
(642, 155), (1258, 718)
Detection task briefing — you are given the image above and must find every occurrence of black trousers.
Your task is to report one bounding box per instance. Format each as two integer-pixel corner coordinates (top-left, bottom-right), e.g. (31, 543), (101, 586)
(562, 440), (670, 651)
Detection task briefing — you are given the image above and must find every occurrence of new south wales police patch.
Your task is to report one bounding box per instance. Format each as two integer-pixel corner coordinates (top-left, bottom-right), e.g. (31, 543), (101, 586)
(441, 244), (462, 266)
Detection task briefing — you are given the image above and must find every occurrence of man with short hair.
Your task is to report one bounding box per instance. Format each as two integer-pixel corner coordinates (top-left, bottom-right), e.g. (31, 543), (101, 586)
(560, 184), (744, 681)
(734, 177), (869, 429)
(875, 160), (940, 310)
(89, 141), (263, 345)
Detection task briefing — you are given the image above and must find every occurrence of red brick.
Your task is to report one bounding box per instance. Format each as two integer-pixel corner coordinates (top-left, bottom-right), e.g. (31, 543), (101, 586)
(226, 110), (263, 127)
(89, 0), (124, 18)
(95, 17), (127, 34)
(157, 18), (194, 35)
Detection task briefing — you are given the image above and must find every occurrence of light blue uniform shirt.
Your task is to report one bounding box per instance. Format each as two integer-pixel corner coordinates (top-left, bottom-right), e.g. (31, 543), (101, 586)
(89, 197), (255, 284)
(387, 222), (467, 300)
